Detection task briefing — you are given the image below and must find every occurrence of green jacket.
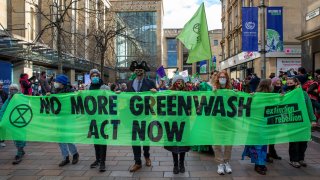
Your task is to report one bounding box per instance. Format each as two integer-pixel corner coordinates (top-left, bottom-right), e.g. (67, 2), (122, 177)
(303, 91), (317, 122)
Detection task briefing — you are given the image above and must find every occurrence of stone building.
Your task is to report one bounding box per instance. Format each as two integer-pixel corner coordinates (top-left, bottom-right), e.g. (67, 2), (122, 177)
(297, 0), (320, 72)
(220, 0), (302, 79)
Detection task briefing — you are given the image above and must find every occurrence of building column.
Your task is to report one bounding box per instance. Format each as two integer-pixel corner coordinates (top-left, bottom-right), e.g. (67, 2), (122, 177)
(67, 69), (75, 84)
(177, 41), (183, 72)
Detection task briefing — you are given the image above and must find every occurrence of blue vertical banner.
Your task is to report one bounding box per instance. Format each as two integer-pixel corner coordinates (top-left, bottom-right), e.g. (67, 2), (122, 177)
(266, 7), (283, 52)
(199, 60), (207, 73)
(242, 7), (259, 52)
(0, 60), (12, 93)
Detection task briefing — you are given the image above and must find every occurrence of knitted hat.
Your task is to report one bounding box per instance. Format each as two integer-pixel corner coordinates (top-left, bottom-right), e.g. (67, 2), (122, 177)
(90, 69), (101, 77)
(55, 74), (69, 85)
(271, 77), (280, 85)
(172, 75), (185, 84)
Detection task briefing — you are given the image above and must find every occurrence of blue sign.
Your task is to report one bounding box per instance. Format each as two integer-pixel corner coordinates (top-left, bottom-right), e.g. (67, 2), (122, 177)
(267, 7), (283, 52)
(0, 60), (12, 93)
(199, 60), (207, 73)
(242, 7), (258, 52)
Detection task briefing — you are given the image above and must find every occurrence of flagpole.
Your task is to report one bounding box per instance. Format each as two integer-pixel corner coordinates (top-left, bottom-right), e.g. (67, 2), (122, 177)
(203, 3), (213, 82)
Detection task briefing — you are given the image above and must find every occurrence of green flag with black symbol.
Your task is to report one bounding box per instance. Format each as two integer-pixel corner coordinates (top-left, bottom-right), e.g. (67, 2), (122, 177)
(177, 3), (212, 64)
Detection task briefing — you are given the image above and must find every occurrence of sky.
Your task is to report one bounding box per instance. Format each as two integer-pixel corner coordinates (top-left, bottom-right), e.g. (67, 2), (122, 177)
(163, 0), (222, 30)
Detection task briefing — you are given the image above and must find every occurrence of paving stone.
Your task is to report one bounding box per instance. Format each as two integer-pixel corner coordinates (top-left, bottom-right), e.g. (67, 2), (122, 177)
(109, 171), (133, 177)
(163, 171), (190, 178)
(132, 171), (163, 178)
(11, 169), (40, 176)
(9, 176), (41, 180)
(37, 170), (63, 176)
(60, 170), (85, 176)
(62, 176), (91, 180)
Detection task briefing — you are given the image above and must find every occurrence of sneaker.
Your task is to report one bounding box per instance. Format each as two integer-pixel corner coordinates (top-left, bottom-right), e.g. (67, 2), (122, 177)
(289, 161), (301, 168)
(173, 165), (179, 174)
(12, 155), (22, 165)
(90, 160), (99, 168)
(72, 153), (79, 164)
(99, 162), (106, 172)
(224, 162), (232, 174)
(217, 164), (225, 175)
(299, 160), (307, 167)
(0, 142), (6, 147)
(59, 156), (70, 167)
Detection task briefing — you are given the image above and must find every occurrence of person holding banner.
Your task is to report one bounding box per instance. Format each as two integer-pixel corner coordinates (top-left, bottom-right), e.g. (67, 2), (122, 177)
(87, 69), (109, 172)
(285, 77), (317, 168)
(126, 61), (157, 172)
(211, 71), (233, 175)
(0, 84), (26, 165)
(242, 79), (273, 175)
(50, 74), (80, 167)
(164, 75), (191, 174)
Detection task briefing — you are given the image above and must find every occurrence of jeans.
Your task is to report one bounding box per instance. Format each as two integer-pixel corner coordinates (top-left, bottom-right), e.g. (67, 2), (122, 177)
(59, 143), (78, 159)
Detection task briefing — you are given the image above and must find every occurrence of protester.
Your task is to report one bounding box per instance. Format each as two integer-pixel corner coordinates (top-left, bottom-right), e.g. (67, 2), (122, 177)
(242, 79), (272, 175)
(0, 81), (8, 147)
(19, 73), (32, 96)
(269, 73), (275, 79)
(211, 71), (233, 175)
(157, 78), (168, 91)
(120, 83), (127, 91)
(164, 75), (190, 174)
(126, 61), (157, 172)
(0, 84), (26, 164)
(87, 69), (109, 172)
(249, 73), (260, 92)
(39, 71), (51, 95)
(295, 67), (308, 85)
(285, 77), (317, 168)
(51, 74), (80, 167)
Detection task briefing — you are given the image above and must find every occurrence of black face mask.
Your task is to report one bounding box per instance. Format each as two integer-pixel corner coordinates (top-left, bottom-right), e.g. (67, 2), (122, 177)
(273, 86), (281, 92)
(286, 85), (295, 91)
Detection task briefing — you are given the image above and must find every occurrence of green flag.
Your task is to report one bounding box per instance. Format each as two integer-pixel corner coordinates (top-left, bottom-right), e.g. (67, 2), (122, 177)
(177, 3), (212, 64)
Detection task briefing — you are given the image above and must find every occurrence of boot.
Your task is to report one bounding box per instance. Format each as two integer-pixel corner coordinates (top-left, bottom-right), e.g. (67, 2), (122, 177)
(179, 161), (185, 173)
(12, 155), (22, 165)
(173, 165), (179, 174)
(90, 160), (99, 168)
(99, 161), (106, 172)
(59, 156), (70, 167)
(72, 153), (79, 164)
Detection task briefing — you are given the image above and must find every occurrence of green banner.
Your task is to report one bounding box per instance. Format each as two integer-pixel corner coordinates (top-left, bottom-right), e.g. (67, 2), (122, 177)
(0, 88), (311, 146)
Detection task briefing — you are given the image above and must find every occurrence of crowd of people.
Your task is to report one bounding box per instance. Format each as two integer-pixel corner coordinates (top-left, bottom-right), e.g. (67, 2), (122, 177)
(0, 62), (319, 175)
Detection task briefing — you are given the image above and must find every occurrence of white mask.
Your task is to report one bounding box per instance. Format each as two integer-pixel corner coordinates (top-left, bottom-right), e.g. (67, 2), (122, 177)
(54, 82), (61, 89)
(219, 78), (227, 85)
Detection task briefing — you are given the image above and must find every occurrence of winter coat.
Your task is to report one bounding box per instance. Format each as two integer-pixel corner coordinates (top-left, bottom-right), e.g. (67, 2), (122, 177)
(19, 76), (32, 95)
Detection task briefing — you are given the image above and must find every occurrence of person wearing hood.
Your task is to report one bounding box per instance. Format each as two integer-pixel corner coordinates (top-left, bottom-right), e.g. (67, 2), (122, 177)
(88, 69), (109, 172)
(285, 77), (317, 168)
(19, 73), (32, 96)
(51, 74), (80, 167)
(165, 75), (190, 174)
(0, 84), (26, 164)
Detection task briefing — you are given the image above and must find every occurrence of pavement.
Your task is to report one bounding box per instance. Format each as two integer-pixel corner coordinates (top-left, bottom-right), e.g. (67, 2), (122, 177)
(1, 141), (320, 180)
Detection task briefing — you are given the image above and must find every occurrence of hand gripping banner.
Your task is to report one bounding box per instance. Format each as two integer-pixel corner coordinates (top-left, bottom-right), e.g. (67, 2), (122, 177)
(0, 88), (311, 146)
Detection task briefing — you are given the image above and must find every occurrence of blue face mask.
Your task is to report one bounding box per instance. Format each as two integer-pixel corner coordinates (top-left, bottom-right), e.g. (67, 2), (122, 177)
(91, 77), (100, 84)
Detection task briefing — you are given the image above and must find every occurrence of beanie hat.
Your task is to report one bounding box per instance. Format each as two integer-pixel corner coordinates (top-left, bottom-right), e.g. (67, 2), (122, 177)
(172, 75), (185, 84)
(55, 74), (69, 85)
(271, 77), (280, 85)
(90, 69), (101, 77)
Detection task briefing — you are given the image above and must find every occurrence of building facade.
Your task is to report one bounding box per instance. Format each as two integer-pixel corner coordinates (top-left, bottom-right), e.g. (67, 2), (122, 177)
(0, 0), (113, 87)
(163, 29), (222, 80)
(220, 0), (303, 80)
(297, 0), (320, 72)
(110, 0), (163, 82)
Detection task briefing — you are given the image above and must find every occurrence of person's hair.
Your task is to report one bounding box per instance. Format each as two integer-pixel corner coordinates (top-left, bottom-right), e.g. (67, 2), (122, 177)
(256, 79), (272, 93)
(110, 84), (117, 91)
(211, 71), (232, 89)
(41, 71), (46, 76)
(9, 84), (20, 90)
(169, 80), (188, 91)
(286, 77), (301, 85)
(298, 67), (306, 74)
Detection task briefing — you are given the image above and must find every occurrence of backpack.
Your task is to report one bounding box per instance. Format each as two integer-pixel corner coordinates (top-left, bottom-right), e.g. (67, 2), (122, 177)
(302, 80), (318, 91)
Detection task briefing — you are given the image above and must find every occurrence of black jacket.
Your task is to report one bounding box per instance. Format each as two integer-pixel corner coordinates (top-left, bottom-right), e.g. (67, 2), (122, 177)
(126, 78), (156, 92)
(0, 90), (8, 105)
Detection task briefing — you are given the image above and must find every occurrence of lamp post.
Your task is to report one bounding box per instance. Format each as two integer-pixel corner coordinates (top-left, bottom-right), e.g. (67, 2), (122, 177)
(259, 0), (267, 79)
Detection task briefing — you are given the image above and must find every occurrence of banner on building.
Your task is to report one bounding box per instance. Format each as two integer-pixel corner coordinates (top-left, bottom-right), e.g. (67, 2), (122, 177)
(267, 7), (284, 52)
(0, 88), (311, 146)
(242, 7), (259, 52)
(0, 60), (12, 93)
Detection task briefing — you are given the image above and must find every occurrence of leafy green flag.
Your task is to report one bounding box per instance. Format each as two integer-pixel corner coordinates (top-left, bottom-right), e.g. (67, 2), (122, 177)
(177, 3), (212, 64)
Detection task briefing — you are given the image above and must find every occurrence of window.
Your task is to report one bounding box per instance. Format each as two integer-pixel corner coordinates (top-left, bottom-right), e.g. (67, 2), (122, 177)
(228, 12), (232, 33)
(234, 5), (238, 27)
(250, 0), (253, 7)
(235, 34), (239, 54)
(167, 38), (177, 67)
(214, 40), (219, 46)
